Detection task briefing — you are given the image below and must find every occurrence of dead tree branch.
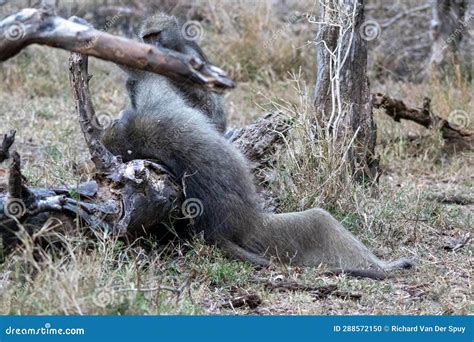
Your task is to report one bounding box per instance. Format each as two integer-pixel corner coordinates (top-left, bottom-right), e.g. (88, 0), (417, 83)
(372, 93), (473, 149)
(68, 52), (121, 172)
(7, 152), (24, 201)
(0, 130), (16, 163)
(0, 8), (234, 90)
(253, 279), (361, 300)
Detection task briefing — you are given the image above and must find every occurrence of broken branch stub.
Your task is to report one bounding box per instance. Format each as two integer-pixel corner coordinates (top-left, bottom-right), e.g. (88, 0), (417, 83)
(372, 93), (473, 149)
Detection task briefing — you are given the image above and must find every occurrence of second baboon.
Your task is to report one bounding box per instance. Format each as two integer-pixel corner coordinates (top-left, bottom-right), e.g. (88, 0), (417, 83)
(102, 67), (413, 279)
(125, 13), (227, 132)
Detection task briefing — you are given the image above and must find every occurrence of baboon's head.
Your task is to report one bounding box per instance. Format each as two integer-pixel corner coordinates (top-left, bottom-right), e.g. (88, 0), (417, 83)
(138, 13), (185, 53)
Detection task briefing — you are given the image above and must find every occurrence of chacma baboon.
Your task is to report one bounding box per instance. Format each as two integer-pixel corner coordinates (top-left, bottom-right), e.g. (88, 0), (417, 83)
(125, 13), (227, 132)
(102, 66), (413, 279)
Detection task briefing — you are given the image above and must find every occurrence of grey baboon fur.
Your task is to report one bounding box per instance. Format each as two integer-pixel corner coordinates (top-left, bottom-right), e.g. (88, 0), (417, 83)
(125, 13), (227, 132)
(102, 68), (413, 279)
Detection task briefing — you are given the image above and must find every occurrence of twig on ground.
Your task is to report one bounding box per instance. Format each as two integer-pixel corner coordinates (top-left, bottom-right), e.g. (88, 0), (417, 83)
(216, 293), (262, 309)
(252, 278), (361, 300)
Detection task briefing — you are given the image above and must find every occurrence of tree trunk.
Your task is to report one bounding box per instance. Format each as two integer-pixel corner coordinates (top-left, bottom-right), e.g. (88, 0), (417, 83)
(428, 0), (469, 75)
(313, 0), (378, 181)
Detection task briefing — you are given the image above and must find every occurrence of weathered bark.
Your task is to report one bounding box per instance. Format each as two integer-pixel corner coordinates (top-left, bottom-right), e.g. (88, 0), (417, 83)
(428, 0), (470, 76)
(68, 52), (121, 172)
(372, 93), (473, 150)
(226, 112), (291, 211)
(314, 0), (378, 181)
(0, 8), (234, 90)
(226, 113), (290, 180)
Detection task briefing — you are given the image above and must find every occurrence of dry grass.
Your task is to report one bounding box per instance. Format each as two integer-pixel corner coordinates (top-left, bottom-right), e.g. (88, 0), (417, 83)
(0, 0), (472, 315)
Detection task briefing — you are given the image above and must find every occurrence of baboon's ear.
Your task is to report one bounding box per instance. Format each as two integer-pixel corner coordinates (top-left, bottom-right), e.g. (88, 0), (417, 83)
(143, 32), (162, 46)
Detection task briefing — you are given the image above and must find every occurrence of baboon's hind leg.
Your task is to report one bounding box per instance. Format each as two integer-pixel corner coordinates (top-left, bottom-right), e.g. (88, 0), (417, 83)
(218, 239), (271, 267)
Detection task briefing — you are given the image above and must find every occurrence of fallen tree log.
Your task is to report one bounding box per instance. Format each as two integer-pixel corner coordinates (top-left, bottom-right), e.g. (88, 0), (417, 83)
(372, 93), (473, 149)
(0, 131), (181, 241)
(0, 8), (233, 90)
(226, 112), (291, 211)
